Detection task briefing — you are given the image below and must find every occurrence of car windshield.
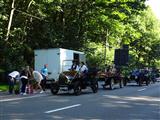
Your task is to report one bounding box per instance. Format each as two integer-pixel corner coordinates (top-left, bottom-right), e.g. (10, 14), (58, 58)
(62, 60), (73, 72)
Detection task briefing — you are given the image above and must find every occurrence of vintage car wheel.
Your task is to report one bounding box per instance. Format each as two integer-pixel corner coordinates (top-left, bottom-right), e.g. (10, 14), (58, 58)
(138, 78), (142, 86)
(123, 77), (128, 86)
(91, 81), (98, 93)
(110, 78), (115, 90)
(119, 79), (124, 88)
(146, 79), (149, 86)
(50, 83), (59, 95)
(74, 81), (81, 95)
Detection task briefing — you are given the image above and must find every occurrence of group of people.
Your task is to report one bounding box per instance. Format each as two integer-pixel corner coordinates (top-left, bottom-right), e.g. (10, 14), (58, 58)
(8, 64), (48, 95)
(70, 61), (88, 79)
(8, 61), (89, 95)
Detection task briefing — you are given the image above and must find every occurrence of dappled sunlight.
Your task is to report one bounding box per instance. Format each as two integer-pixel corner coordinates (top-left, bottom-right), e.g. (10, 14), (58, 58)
(134, 103), (146, 106)
(12, 119), (24, 120)
(71, 118), (86, 120)
(1, 113), (28, 120)
(103, 95), (160, 102)
(124, 96), (160, 102)
(10, 101), (21, 105)
(90, 119), (102, 120)
(114, 101), (129, 104)
(101, 102), (131, 108)
(47, 98), (70, 103)
(149, 103), (159, 106)
(50, 115), (103, 120)
(130, 119), (144, 120)
(51, 115), (64, 119)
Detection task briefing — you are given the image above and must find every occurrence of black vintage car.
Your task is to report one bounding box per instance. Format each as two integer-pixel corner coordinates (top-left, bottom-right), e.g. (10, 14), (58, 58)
(128, 69), (150, 86)
(50, 70), (98, 95)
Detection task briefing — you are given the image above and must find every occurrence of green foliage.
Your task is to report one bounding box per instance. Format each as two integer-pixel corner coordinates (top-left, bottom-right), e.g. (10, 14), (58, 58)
(0, 84), (8, 92)
(128, 7), (160, 67)
(0, 0), (159, 72)
(84, 42), (114, 68)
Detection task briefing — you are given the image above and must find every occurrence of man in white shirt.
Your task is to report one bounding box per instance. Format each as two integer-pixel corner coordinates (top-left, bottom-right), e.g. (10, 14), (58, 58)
(70, 60), (79, 71)
(8, 71), (20, 94)
(79, 62), (88, 79)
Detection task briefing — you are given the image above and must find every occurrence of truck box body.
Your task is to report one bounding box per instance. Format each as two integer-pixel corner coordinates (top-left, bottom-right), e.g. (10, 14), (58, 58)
(34, 48), (85, 80)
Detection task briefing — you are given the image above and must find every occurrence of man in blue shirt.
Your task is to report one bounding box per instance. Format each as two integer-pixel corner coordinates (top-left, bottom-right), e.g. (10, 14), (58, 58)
(40, 64), (48, 93)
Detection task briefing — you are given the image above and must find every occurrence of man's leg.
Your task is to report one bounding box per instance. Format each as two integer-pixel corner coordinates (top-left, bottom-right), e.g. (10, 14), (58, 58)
(40, 80), (46, 91)
(8, 77), (14, 94)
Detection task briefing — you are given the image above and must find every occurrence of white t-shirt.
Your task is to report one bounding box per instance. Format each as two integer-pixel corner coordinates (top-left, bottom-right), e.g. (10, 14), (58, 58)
(80, 65), (88, 73)
(8, 71), (20, 79)
(33, 71), (43, 82)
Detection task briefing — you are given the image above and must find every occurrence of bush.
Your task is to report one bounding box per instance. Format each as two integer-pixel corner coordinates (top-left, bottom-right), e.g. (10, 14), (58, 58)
(0, 69), (6, 83)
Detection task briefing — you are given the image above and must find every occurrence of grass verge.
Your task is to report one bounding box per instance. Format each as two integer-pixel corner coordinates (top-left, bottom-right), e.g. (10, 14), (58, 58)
(0, 84), (8, 92)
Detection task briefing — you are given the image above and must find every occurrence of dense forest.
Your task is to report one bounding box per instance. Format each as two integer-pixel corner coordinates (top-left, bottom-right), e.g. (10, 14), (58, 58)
(0, 0), (160, 72)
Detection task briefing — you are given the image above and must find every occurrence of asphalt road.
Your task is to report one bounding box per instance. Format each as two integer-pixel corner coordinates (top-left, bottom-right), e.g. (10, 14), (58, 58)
(0, 82), (160, 120)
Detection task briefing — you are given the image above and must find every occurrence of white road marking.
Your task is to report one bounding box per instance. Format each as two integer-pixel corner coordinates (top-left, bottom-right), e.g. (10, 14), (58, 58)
(45, 104), (81, 114)
(138, 88), (146, 91)
(0, 94), (46, 102)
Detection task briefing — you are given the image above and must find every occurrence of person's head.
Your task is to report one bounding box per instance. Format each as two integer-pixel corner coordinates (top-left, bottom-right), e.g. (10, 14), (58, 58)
(44, 64), (48, 68)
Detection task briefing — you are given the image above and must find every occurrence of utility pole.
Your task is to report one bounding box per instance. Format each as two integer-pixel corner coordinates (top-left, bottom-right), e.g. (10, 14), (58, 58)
(5, 0), (16, 41)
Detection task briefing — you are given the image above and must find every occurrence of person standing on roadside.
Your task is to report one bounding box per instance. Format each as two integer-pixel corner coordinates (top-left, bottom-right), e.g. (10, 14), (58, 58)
(32, 70), (44, 93)
(40, 64), (48, 92)
(8, 71), (20, 94)
(20, 66), (31, 95)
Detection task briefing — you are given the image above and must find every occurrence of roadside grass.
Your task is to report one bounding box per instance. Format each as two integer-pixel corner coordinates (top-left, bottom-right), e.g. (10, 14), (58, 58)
(0, 84), (8, 92)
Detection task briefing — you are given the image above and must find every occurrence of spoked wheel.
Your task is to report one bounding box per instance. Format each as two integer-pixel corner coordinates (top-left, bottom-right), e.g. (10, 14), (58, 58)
(50, 83), (59, 95)
(74, 81), (81, 95)
(138, 78), (142, 86)
(123, 77), (128, 86)
(146, 78), (149, 86)
(102, 78), (107, 89)
(119, 79), (124, 88)
(110, 78), (115, 90)
(91, 81), (98, 93)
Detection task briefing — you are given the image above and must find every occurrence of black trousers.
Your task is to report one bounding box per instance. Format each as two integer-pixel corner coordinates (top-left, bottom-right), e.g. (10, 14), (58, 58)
(21, 78), (28, 93)
(40, 80), (46, 91)
(8, 76), (16, 94)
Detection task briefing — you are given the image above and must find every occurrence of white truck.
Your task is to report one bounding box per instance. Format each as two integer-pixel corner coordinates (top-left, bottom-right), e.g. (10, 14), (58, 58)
(34, 48), (85, 81)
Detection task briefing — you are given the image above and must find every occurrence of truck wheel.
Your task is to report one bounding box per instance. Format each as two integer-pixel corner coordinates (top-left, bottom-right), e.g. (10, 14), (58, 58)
(110, 78), (114, 90)
(50, 83), (59, 95)
(91, 81), (98, 93)
(74, 81), (81, 95)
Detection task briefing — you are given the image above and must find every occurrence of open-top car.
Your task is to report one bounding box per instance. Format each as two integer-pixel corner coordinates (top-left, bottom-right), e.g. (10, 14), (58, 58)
(98, 70), (125, 90)
(50, 69), (98, 95)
